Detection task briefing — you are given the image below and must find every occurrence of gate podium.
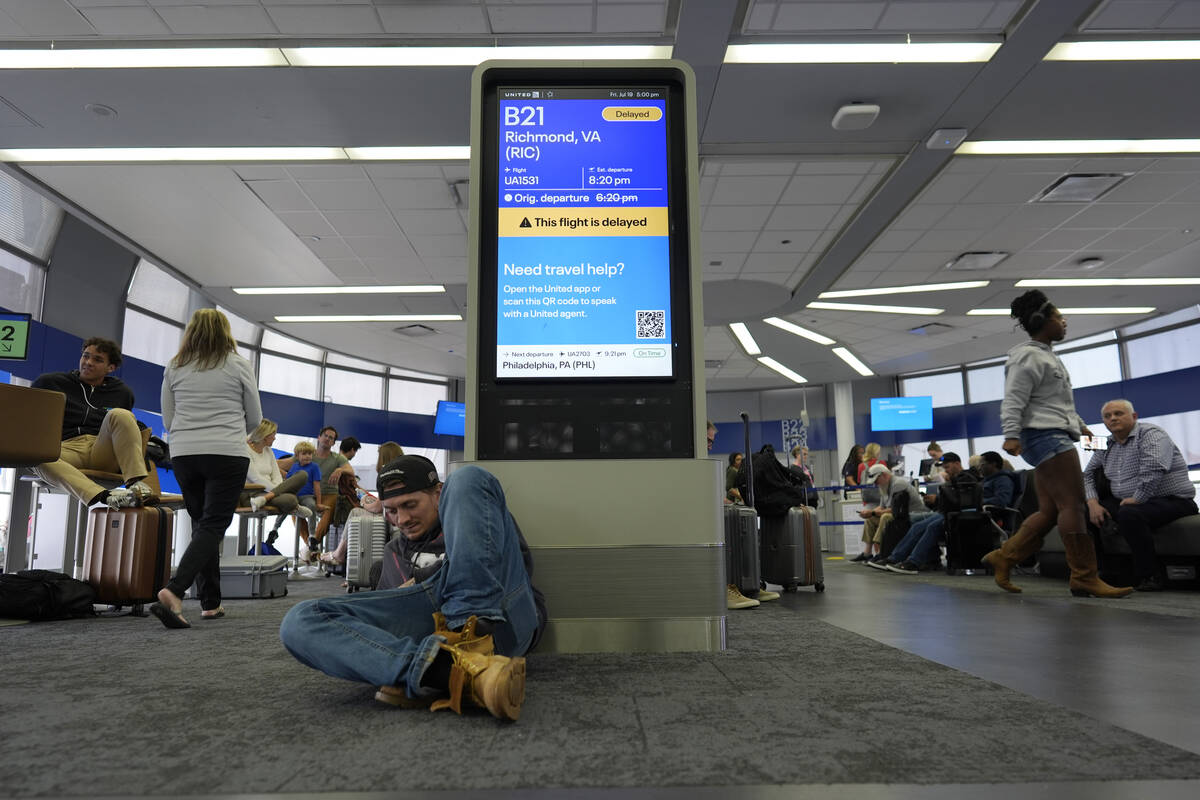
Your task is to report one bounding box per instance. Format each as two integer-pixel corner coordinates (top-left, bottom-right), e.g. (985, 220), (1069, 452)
(462, 60), (724, 653)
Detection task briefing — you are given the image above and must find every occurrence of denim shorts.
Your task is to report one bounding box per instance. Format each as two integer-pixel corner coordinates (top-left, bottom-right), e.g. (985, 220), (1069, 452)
(1019, 428), (1076, 467)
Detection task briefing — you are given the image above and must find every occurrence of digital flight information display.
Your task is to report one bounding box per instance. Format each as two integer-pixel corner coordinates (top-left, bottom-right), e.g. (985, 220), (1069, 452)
(495, 86), (672, 379)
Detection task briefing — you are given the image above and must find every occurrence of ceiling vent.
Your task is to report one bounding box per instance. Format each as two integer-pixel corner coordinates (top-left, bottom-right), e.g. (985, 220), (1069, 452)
(393, 324), (437, 337)
(1035, 173), (1129, 203)
(909, 322), (954, 336)
(1049, 256), (1106, 272)
(945, 251), (1009, 271)
(704, 359), (723, 369)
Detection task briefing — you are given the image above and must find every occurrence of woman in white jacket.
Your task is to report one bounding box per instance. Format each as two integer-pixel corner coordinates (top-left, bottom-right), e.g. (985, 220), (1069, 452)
(151, 309), (262, 628)
(982, 290), (1130, 598)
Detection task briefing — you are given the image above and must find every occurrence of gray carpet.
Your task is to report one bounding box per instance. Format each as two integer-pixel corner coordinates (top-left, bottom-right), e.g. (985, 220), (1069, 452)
(3, 571), (1200, 797)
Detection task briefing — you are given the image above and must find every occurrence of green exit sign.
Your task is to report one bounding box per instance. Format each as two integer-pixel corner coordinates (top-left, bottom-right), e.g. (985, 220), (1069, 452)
(0, 312), (31, 360)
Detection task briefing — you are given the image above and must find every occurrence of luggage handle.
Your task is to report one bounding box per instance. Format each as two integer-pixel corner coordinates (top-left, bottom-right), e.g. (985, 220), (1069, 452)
(739, 412), (754, 512)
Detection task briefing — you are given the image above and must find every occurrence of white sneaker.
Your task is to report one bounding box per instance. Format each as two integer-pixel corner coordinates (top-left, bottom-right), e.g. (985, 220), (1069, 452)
(105, 488), (138, 509)
(726, 584), (760, 610)
(295, 506), (314, 520)
(250, 494), (267, 512)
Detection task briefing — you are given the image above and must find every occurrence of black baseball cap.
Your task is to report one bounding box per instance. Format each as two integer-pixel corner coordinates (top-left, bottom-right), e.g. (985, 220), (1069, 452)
(377, 455), (440, 496)
(938, 452), (961, 464)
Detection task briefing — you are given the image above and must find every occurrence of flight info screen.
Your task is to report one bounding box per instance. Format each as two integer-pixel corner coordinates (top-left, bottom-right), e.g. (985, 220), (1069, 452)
(494, 86), (673, 379)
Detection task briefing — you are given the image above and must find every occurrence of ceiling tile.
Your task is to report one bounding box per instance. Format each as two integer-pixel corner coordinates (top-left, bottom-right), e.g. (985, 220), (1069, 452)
(1059, 203), (1150, 229)
(1026, 229), (1104, 251)
(1084, 0), (1175, 30)
(795, 159), (881, 175)
(377, 3), (489, 34)
(753, 230), (820, 252)
(709, 175), (789, 205)
(376, 178), (458, 210)
(303, 236), (353, 259)
(323, 210), (400, 236)
(701, 230), (759, 253)
(266, 4), (383, 34)
(703, 253), (747, 272)
(702, 205), (773, 231)
(286, 165), (365, 180)
(715, 161), (797, 177)
(391, 209), (466, 236)
(871, 229), (925, 252)
(276, 211), (336, 238)
(410, 234), (467, 259)
(742, 252), (801, 272)
(246, 180), (315, 212)
(847, 252), (899, 272)
(1127, 203), (1200, 229)
(418, 256), (468, 280)
(772, 1), (885, 31)
(299, 179), (386, 211)
(1100, 172), (1199, 203)
(877, 2), (995, 31)
(938, 204), (1015, 229)
(918, 173), (981, 204)
(3, 0), (95, 35)
(79, 6), (172, 36)
(1087, 228), (1170, 251)
(911, 229), (984, 252)
(891, 204), (953, 229)
(157, 5), (277, 35)
(1003, 203), (1088, 229)
(961, 173), (1055, 204)
(365, 164), (447, 180)
(487, 3), (592, 32)
(764, 204), (840, 230)
(779, 174), (864, 205)
(346, 236), (418, 260)
(233, 166), (289, 181)
(596, 2), (666, 33)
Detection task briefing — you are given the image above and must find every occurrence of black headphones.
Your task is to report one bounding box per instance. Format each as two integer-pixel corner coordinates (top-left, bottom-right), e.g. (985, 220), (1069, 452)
(1026, 300), (1052, 332)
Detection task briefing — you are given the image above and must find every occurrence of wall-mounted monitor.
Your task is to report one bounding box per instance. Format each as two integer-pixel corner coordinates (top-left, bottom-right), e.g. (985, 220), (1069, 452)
(871, 396), (933, 431)
(433, 400), (466, 437)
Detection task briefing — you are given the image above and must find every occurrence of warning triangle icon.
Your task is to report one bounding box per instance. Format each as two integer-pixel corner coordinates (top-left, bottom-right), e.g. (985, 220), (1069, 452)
(519, 217), (532, 228)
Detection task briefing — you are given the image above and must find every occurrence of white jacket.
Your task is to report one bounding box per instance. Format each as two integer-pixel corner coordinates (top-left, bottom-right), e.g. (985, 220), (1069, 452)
(1000, 340), (1086, 440)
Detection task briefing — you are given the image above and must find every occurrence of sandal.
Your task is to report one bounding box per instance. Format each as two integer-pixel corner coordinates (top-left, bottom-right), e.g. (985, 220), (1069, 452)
(149, 602), (190, 629)
(201, 607), (226, 619)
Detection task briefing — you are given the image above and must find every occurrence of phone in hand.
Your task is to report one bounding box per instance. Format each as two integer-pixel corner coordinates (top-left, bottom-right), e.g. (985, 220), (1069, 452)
(1081, 435), (1108, 451)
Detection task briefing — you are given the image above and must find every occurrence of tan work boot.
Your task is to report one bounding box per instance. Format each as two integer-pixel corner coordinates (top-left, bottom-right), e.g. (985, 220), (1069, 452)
(429, 643), (526, 721)
(982, 525), (1045, 593)
(432, 612), (495, 655)
(726, 584), (760, 609)
(1061, 532), (1133, 598)
(375, 685), (435, 709)
(755, 587), (781, 602)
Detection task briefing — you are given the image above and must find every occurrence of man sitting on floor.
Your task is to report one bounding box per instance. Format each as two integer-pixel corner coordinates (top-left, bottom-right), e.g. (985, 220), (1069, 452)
(32, 337), (153, 509)
(279, 456), (547, 721)
(1084, 399), (1198, 592)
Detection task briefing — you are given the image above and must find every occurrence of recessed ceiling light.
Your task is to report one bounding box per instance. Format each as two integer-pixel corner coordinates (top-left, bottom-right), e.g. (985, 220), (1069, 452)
(275, 314), (463, 322)
(1035, 174), (1128, 203)
(346, 146), (470, 161)
(84, 103), (117, 118)
(729, 322), (761, 356)
(284, 45), (671, 67)
(0, 48), (288, 69)
(957, 139), (1200, 155)
(831, 347), (874, 376)
(756, 356), (806, 383)
(0, 147), (346, 163)
(724, 42), (1001, 64)
(1046, 41), (1200, 61)
(945, 252), (1008, 271)
(807, 301), (944, 315)
(762, 317), (836, 345)
(1017, 278), (1200, 287)
(819, 280), (989, 298)
(236, 285), (444, 295)
(966, 307), (1155, 316)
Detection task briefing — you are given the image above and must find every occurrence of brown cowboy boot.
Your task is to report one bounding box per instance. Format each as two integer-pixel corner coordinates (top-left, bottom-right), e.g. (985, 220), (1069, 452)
(981, 524), (1045, 593)
(1061, 532), (1132, 598)
(429, 642), (526, 721)
(376, 614), (495, 707)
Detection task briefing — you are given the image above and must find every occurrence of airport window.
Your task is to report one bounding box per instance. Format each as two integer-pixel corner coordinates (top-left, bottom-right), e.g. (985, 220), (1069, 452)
(966, 365), (1004, 404)
(324, 367), (384, 410)
(121, 307), (183, 367)
(261, 329), (323, 361)
(1125, 323), (1200, 379)
(900, 371), (964, 408)
(1058, 344), (1122, 389)
(1122, 304), (1200, 337)
(0, 248), (45, 318)
(1061, 330), (1117, 349)
(0, 171), (63, 262)
(126, 260), (191, 324)
(236, 344), (254, 363)
(327, 352), (383, 372)
(970, 434), (1032, 472)
(258, 352), (321, 401)
(217, 305), (260, 348)
(387, 377), (448, 415)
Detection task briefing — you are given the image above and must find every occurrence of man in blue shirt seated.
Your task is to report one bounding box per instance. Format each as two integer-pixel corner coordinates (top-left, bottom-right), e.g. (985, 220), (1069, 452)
(874, 451), (1014, 574)
(978, 451), (1018, 523)
(1084, 399), (1198, 592)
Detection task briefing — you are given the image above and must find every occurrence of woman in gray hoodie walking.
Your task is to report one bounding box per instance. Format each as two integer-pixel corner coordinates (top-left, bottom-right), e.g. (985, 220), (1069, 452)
(982, 289), (1131, 598)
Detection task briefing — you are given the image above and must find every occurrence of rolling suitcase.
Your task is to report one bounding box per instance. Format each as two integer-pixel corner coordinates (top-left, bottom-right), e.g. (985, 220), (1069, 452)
(724, 503), (760, 598)
(760, 506), (825, 592)
(207, 555), (289, 599)
(944, 510), (1002, 575)
(345, 510), (387, 592)
(83, 506), (174, 616)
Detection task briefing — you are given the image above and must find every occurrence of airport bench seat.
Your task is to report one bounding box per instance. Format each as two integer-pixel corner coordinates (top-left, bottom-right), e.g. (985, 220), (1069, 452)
(1040, 514), (1200, 583)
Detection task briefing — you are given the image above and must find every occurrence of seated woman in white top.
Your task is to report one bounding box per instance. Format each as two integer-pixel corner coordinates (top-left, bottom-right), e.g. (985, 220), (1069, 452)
(242, 419), (312, 536)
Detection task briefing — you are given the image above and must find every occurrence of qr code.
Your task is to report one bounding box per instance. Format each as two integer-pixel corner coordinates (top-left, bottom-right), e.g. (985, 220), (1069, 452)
(635, 310), (665, 339)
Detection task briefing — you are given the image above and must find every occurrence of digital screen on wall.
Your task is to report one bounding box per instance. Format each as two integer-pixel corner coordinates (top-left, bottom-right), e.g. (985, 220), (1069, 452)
(871, 396), (933, 431)
(433, 400), (466, 437)
(494, 86), (672, 379)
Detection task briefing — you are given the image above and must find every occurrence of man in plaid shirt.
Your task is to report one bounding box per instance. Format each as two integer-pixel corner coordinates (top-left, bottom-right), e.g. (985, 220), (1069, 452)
(1084, 399), (1198, 592)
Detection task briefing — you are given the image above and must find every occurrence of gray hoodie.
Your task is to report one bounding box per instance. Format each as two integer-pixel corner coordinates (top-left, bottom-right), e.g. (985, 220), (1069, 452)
(1000, 340), (1086, 440)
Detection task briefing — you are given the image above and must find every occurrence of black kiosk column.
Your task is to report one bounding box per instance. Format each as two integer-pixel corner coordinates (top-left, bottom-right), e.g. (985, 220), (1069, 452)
(464, 61), (724, 653)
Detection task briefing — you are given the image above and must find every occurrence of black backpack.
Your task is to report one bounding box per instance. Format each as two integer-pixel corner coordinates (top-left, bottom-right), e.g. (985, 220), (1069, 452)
(938, 472), (984, 515)
(736, 444), (811, 517)
(0, 570), (97, 621)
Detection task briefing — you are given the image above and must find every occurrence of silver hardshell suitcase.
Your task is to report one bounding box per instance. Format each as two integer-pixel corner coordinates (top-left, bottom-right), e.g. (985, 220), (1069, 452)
(345, 510), (387, 592)
(186, 555), (288, 599)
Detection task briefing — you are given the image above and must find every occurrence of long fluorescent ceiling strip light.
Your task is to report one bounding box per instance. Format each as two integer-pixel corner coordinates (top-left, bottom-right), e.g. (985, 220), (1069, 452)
(832, 347), (874, 377)
(808, 301), (944, 315)
(236, 285), (444, 296)
(0, 45), (670, 70)
(819, 280), (989, 299)
(967, 307), (1155, 315)
(762, 317), (836, 345)
(1016, 278), (1200, 287)
(276, 314), (463, 323)
(729, 322), (761, 356)
(757, 356), (806, 384)
(0, 147), (470, 163)
(724, 42), (1000, 64)
(1047, 41), (1200, 61)
(958, 139), (1200, 155)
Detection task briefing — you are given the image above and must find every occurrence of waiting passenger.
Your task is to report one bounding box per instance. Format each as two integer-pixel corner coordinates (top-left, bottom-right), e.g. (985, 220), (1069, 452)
(857, 442), (882, 485)
(860, 462), (928, 564)
(319, 440), (404, 568)
(982, 290), (1131, 598)
(32, 337), (153, 508)
(841, 444), (863, 503)
(726, 452), (744, 504)
(978, 451), (1018, 524)
(243, 419), (312, 535)
(1084, 399), (1198, 592)
(279, 456), (547, 721)
(284, 441), (322, 559)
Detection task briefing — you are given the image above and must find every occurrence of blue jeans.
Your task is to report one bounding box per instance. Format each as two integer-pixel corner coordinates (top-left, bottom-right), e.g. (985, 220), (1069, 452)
(278, 466), (540, 698)
(888, 513), (945, 566)
(1020, 428), (1076, 467)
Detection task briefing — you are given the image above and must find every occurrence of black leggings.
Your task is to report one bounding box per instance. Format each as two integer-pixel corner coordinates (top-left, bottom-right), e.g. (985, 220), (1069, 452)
(168, 454), (249, 610)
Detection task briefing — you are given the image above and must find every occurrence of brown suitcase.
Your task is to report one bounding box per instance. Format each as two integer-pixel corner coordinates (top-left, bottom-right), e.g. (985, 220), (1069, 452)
(83, 506), (174, 615)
